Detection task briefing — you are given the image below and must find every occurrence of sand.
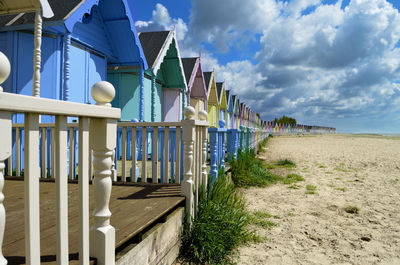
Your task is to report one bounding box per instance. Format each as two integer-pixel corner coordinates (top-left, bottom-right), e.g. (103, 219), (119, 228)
(238, 134), (400, 265)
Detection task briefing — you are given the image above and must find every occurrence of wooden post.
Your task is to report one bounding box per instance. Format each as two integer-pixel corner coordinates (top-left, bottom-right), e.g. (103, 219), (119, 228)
(89, 81), (116, 265)
(79, 117), (90, 265)
(0, 111), (11, 265)
(55, 115), (69, 265)
(0, 54), (11, 264)
(208, 127), (218, 180)
(25, 113), (41, 264)
(198, 110), (208, 189)
(33, 5), (42, 97)
(63, 33), (71, 101)
(181, 106), (195, 220)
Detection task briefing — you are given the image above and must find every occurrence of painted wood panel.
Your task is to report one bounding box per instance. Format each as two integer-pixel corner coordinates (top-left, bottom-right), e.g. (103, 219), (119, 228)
(108, 72), (140, 121)
(163, 89), (181, 122)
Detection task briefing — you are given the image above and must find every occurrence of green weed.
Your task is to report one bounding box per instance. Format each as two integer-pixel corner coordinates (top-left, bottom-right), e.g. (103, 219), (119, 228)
(344, 205), (360, 214)
(231, 149), (282, 188)
(305, 184), (317, 194)
(282, 173), (305, 184)
(276, 159), (296, 167)
(180, 172), (255, 265)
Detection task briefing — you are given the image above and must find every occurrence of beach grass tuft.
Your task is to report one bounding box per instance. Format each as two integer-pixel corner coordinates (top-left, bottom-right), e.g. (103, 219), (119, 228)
(231, 149), (282, 188)
(282, 173), (305, 184)
(180, 170), (257, 265)
(344, 205), (360, 214)
(276, 158), (296, 167)
(305, 184), (318, 194)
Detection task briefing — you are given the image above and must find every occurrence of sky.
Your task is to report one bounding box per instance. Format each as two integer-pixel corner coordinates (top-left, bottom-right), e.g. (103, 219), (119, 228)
(131, 0), (400, 133)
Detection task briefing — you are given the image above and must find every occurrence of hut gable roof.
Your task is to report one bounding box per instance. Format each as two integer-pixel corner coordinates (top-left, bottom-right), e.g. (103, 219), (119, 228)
(139, 31), (170, 69)
(204, 71), (218, 104)
(182, 57), (207, 99)
(216, 82), (227, 109)
(182, 57), (197, 86)
(139, 30), (187, 91)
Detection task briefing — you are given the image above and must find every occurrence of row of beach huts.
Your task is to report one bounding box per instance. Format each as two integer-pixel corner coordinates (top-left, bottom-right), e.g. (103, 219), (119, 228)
(0, 1), (335, 265)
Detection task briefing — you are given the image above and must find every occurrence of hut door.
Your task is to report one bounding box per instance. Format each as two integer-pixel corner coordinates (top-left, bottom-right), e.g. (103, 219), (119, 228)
(162, 88), (181, 122)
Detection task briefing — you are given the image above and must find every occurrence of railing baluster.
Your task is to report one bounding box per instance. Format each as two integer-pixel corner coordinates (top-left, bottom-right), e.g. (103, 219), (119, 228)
(55, 115), (69, 265)
(141, 126), (147, 183)
(164, 126), (169, 183)
(69, 127), (74, 179)
(41, 127), (46, 178)
(24, 113), (41, 264)
(79, 117), (90, 265)
(175, 126), (181, 184)
(131, 126), (137, 182)
(121, 126), (127, 182)
(51, 127), (55, 178)
(152, 127), (158, 183)
(16, 127), (20, 177)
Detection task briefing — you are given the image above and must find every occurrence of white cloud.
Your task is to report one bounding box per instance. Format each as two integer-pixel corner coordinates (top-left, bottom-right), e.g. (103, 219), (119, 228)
(137, 1), (400, 131)
(135, 3), (188, 41)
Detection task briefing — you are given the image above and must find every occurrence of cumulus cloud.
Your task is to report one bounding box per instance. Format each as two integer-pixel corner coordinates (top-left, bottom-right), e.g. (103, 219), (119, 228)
(254, 0), (400, 129)
(135, 3), (188, 41)
(137, 0), (400, 132)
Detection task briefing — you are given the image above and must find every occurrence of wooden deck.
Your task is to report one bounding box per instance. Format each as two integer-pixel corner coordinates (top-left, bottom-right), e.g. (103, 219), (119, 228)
(3, 178), (185, 265)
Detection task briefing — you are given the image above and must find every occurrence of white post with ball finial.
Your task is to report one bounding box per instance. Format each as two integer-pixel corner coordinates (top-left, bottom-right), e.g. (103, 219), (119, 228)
(182, 106), (196, 220)
(0, 51), (11, 265)
(89, 81), (117, 265)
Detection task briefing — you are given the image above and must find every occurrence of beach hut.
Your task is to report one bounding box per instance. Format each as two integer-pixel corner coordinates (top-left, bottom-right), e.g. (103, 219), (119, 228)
(204, 71), (218, 127)
(138, 30), (187, 122)
(0, 0), (147, 123)
(233, 97), (239, 129)
(226, 90), (234, 129)
(181, 57), (207, 118)
(216, 82), (227, 128)
(239, 102), (246, 127)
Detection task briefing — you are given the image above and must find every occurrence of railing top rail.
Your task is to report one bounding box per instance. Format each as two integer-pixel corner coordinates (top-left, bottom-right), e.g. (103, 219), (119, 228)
(0, 92), (120, 119)
(118, 121), (182, 127)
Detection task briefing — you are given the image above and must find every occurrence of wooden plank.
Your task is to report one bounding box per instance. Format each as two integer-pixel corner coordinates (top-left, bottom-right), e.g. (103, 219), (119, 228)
(141, 127), (147, 183)
(55, 115), (69, 265)
(131, 127), (137, 182)
(15, 127), (20, 177)
(121, 127), (127, 182)
(164, 127), (169, 184)
(24, 113), (41, 264)
(175, 127), (181, 184)
(3, 180), (184, 263)
(152, 127), (158, 183)
(79, 117), (90, 265)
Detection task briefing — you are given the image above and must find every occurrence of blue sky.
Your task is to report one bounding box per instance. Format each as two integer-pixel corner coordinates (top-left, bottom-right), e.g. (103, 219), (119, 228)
(132, 0), (400, 133)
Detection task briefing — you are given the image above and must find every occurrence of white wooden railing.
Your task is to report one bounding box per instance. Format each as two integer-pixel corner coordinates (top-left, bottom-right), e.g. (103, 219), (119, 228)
(0, 51), (120, 265)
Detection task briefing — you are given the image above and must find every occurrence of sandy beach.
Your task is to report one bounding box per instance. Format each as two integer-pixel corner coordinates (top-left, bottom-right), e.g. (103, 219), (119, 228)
(238, 134), (400, 265)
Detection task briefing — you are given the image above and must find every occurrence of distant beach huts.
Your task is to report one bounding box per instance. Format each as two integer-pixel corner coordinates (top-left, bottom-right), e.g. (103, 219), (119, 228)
(0, 0), (305, 130)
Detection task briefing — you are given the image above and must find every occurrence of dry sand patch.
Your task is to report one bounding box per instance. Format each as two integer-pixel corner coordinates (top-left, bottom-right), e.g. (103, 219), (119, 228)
(239, 134), (400, 265)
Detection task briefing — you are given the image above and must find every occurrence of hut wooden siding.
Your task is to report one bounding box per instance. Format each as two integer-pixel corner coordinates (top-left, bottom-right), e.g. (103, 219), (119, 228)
(204, 71), (218, 127)
(226, 90), (234, 129)
(182, 57), (207, 119)
(138, 30), (187, 122)
(232, 95), (238, 129)
(216, 82), (227, 128)
(0, 0), (147, 123)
